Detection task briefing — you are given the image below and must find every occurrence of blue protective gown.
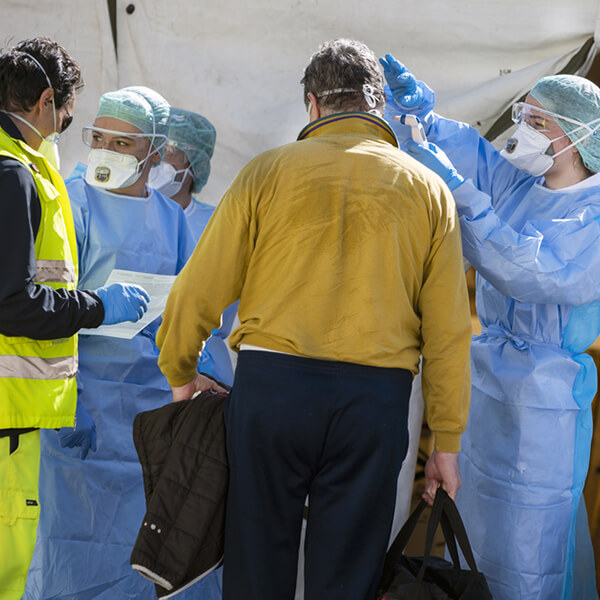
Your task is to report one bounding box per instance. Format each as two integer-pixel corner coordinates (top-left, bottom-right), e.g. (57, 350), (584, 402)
(185, 198), (237, 387)
(24, 177), (222, 599)
(184, 197), (215, 235)
(386, 103), (599, 600)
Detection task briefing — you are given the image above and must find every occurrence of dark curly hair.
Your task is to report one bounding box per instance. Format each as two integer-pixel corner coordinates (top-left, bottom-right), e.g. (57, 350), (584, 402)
(0, 37), (84, 112)
(301, 39), (385, 114)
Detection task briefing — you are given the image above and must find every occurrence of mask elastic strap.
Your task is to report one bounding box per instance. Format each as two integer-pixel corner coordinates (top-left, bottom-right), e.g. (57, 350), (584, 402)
(136, 134), (167, 171)
(126, 90), (168, 169)
(317, 83), (380, 111)
(19, 52), (57, 137)
(161, 162), (191, 181)
(149, 98), (157, 158)
(7, 111), (45, 140)
(317, 87), (358, 97)
(145, 98), (168, 158)
(550, 119), (600, 160)
(179, 165), (194, 182)
(553, 113), (594, 134)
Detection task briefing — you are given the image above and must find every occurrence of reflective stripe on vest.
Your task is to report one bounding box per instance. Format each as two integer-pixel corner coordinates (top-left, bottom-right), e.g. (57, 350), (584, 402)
(35, 259), (76, 284)
(0, 353), (78, 380)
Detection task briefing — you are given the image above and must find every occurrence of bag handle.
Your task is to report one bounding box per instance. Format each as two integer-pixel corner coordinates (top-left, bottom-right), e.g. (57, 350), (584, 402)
(380, 488), (483, 594)
(419, 489), (482, 575)
(379, 496), (429, 590)
(412, 487), (448, 588)
(440, 510), (461, 568)
(437, 490), (481, 574)
(380, 489), (446, 591)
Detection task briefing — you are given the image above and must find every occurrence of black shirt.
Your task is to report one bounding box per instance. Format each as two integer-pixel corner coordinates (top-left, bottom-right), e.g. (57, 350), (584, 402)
(0, 111), (104, 339)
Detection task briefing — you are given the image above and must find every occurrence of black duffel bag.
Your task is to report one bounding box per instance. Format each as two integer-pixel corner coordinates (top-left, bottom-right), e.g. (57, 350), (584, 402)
(378, 488), (492, 599)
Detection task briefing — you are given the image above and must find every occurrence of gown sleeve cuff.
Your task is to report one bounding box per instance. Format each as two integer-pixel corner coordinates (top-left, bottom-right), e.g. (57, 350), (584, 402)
(452, 178), (491, 218)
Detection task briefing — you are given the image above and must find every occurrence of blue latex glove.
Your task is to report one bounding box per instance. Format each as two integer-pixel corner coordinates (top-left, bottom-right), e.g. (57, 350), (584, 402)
(95, 283), (150, 325)
(58, 401), (97, 459)
(379, 54), (424, 109)
(405, 139), (465, 191)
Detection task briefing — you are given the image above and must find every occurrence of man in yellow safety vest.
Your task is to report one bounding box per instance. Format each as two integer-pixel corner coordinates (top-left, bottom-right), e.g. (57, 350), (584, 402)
(0, 37), (150, 600)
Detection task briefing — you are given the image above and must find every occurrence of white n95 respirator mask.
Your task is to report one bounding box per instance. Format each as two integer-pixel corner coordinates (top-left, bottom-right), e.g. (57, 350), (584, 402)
(85, 148), (144, 189)
(148, 161), (191, 197)
(499, 123), (561, 177)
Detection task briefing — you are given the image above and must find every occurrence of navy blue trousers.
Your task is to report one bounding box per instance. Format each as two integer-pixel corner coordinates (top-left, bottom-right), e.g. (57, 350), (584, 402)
(223, 350), (411, 600)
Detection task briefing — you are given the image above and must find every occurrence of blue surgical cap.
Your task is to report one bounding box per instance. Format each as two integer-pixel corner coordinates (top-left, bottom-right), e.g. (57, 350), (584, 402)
(96, 86), (170, 156)
(168, 108), (216, 193)
(531, 75), (600, 173)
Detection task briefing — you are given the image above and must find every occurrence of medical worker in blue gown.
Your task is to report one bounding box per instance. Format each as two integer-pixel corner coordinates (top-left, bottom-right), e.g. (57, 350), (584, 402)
(381, 55), (600, 599)
(24, 87), (223, 600)
(149, 107), (237, 387)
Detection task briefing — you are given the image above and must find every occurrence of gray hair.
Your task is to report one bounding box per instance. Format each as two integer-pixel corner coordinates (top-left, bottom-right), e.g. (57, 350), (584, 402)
(301, 39), (385, 114)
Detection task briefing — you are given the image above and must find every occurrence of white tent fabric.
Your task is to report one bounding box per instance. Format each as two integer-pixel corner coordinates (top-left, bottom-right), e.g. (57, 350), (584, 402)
(2, 0), (599, 201)
(114, 0), (600, 203)
(0, 1), (117, 180)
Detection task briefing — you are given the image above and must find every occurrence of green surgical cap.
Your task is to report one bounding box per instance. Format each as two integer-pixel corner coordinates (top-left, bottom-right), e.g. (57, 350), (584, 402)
(531, 75), (600, 173)
(168, 108), (216, 193)
(96, 85), (170, 156)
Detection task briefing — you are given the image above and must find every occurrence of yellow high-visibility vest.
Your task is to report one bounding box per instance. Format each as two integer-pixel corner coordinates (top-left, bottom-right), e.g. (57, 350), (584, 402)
(0, 126), (79, 429)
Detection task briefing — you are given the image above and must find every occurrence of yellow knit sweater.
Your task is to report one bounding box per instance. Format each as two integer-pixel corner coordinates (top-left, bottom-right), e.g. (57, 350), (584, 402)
(157, 113), (471, 452)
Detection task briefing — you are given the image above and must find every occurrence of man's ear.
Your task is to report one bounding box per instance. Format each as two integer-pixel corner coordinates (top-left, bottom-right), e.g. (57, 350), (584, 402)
(307, 92), (321, 121)
(35, 87), (54, 115)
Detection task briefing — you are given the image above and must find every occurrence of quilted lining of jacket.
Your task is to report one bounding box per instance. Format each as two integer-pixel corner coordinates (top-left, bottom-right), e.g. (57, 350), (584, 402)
(131, 390), (229, 593)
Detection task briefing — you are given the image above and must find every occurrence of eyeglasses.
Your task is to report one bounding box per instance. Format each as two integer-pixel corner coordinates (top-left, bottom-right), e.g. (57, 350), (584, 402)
(60, 107), (73, 133)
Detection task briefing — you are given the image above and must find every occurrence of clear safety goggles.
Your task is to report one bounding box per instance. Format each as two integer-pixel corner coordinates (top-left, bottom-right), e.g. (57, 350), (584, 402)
(164, 140), (200, 159)
(511, 102), (595, 134)
(82, 126), (167, 153)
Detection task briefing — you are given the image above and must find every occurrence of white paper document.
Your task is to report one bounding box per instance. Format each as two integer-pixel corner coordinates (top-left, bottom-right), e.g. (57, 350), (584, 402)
(79, 269), (177, 340)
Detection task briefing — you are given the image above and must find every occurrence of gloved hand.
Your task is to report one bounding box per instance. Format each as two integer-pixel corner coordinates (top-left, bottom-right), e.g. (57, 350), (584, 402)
(95, 283), (151, 325)
(58, 401), (97, 460)
(405, 139), (465, 191)
(379, 53), (423, 109)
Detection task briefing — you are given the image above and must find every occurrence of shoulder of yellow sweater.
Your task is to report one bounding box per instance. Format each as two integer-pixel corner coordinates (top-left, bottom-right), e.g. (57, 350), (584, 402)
(230, 137), (451, 202)
(225, 139), (306, 195)
(239, 139), (300, 173)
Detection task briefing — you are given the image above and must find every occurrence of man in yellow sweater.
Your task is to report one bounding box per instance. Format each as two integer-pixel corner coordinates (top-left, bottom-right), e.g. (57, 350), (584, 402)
(156, 38), (471, 600)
